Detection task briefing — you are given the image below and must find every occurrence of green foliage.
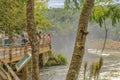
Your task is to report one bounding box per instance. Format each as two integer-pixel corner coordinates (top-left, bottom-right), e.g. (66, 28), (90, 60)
(46, 60), (54, 66)
(0, 0), (50, 35)
(45, 8), (79, 36)
(46, 52), (68, 66)
(46, 5), (120, 36)
(45, 2), (120, 38)
(57, 53), (68, 65)
(90, 4), (120, 27)
(0, 0), (26, 35)
(35, 1), (50, 30)
(64, 0), (84, 9)
(90, 6), (107, 27)
(107, 5), (120, 26)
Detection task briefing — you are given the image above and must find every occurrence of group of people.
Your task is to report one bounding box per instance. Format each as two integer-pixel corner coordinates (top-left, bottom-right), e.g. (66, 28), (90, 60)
(36, 31), (51, 47)
(0, 31), (51, 47)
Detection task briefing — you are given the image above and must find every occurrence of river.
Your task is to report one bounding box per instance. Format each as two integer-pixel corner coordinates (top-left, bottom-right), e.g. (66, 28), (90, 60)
(38, 49), (120, 80)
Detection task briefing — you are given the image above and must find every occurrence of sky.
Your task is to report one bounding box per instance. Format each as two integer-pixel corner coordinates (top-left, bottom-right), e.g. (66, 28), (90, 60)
(114, 0), (120, 3)
(47, 0), (65, 8)
(47, 0), (120, 8)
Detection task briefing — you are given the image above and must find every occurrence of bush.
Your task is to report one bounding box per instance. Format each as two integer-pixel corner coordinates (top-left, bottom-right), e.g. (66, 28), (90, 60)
(46, 52), (68, 66)
(57, 53), (67, 65)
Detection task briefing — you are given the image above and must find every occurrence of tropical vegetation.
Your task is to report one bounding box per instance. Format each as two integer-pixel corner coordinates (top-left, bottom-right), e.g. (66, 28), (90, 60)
(0, 0), (120, 80)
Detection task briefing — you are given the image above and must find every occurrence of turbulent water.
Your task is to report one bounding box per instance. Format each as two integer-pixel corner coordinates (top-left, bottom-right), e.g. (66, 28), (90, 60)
(39, 50), (120, 80)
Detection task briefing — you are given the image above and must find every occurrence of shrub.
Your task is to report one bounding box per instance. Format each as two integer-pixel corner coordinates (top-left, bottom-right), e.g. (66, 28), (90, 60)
(57, 53), (67, 65)
(46, 52), (68, 66)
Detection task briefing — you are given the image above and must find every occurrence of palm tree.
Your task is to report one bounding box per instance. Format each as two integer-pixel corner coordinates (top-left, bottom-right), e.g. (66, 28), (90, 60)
(66, 0), (95, 80)
(26, 0), (40, 80)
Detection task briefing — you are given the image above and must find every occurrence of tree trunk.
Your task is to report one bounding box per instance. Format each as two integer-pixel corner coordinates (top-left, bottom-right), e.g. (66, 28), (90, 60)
(101, 21), (107, 53)
(66, 0), (94, 80)
(26, 0), (40, 80)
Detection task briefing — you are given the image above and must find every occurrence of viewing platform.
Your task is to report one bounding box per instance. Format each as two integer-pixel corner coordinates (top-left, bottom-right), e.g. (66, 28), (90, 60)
(0, 44), (51, 65)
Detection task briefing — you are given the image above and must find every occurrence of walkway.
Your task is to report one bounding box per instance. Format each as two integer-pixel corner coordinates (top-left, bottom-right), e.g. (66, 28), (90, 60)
(0, 44), (51, 63)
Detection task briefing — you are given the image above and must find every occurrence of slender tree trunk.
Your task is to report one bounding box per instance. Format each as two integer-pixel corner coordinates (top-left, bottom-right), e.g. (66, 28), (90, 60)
(101, 21), (107, 53)
(26, 0), (40, 80)
(66, 0), (94, 80)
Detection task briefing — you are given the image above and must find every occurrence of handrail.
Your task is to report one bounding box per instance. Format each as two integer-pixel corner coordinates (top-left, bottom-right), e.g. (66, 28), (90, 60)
(0, 42), (51, 63)
(0, 34), (51, 62)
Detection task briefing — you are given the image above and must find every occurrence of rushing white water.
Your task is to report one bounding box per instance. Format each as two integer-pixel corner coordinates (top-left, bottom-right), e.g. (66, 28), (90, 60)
(35, 50), (120, 80)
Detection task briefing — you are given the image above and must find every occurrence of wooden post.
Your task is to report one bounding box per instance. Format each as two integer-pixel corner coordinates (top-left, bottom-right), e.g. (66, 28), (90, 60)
(15, 46), (17, 56)
(22, 66), (28, 80)
(0, 66), (12, 80)
(22, 44), (27, 80)
(20, 45), (22, 55)
(3, 46), (5, 59)
(9, 43), (12, 67)
(0, 60), (20, 80)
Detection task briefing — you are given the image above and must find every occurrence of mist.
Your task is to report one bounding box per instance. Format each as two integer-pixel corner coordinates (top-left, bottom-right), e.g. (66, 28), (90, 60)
(40, 8), (120, 80)
(46, 9), (120, 63)
(49, 22), (120, 63)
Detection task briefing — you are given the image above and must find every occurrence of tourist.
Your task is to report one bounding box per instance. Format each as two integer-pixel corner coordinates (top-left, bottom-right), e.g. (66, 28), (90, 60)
(47, 34), (51, 43)
(21, 30), (28, 45)
(3, 34), (9, 46)
(47, 34), (51, 48)
(43, 33), (47, 47)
